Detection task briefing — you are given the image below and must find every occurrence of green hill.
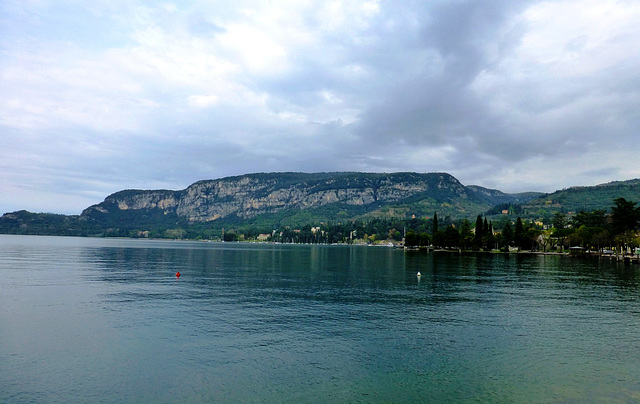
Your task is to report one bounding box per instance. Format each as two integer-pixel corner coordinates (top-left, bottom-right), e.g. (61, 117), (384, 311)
(486, 178), (640, 223)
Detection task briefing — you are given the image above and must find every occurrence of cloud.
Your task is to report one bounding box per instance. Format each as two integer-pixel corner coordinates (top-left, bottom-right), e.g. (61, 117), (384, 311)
(1, 0), (639, 214)
(354, 0), (640, 180)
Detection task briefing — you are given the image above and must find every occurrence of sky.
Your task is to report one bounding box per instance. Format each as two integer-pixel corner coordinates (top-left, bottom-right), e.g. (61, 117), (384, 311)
(2, 0), (640, 215)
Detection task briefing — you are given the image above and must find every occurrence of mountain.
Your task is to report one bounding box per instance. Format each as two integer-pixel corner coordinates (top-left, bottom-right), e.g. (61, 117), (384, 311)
(80, 172), (527, 228)
(6, 172), (639, 238)
(0, 172), (534, 236)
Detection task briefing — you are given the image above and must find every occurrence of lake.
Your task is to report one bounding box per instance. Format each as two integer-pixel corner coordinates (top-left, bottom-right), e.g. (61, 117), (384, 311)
(1, 235), (640, 403)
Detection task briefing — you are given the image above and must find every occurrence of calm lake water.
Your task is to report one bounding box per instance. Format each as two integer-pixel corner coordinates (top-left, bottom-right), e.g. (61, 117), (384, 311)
(2, 235), (640, 403)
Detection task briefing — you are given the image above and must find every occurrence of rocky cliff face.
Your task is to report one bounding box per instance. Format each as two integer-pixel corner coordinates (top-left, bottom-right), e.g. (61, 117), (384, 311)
(81, 172), (513, 223)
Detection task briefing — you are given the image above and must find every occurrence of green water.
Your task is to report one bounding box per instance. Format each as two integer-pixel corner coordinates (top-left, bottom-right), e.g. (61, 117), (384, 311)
(1, 235), (640, 403)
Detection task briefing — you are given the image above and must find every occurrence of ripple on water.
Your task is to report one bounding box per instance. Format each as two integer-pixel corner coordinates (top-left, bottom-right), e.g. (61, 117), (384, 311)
(3, 238), (640, 403)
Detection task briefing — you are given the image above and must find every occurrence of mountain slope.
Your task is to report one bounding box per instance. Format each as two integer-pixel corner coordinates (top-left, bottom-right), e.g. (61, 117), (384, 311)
(522, 178), (640, 216)
(80, 172), (524, 227)
(5, 172), (640, 238)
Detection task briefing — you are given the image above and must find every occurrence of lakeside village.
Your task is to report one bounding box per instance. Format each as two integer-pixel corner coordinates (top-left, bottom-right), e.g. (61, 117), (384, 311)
(207, 197), (640, 261)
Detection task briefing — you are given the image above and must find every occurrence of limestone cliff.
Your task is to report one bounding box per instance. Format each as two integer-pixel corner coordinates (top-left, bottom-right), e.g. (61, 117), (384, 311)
(81, 172), (517, 223)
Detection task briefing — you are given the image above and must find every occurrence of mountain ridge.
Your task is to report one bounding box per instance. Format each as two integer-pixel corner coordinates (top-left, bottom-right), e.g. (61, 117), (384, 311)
(2, 172), (640, 238)
(80, 172), (525, 225)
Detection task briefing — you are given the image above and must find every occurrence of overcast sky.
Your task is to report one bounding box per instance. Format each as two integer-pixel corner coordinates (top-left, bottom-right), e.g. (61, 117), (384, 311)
(2, 0), (640, 214)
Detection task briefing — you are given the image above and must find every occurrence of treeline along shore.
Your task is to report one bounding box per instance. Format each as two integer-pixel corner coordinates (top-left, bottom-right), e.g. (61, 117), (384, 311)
(242, 197), (640, 256)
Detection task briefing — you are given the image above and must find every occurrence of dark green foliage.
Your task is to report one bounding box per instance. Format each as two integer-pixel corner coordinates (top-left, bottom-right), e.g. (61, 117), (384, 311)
(611, 197), (640, 234)
(432, 230), (445, 248)
(443, 226), (461, 248)
(459, 219), (474, 250)
(432, 212), (439, 234)
(514, 218), (525, 250)
(501, 221), (514, 247)
(521, 179), (640, 221)
(485, 222), (496, 250)
(569, 210), (610, 250)
(404, 230), (430, 248)
(552, 213), (568, 229)
(0, 211), (101, 236)
(473, 215), (483, 250)
(223, 230), (239, 242)
(486, 203), (524, 216)
(572, 210), (607, 228)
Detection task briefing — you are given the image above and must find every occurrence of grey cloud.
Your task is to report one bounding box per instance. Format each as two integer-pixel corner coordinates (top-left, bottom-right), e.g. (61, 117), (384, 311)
(350, 0), (640, 175)
(351, 2), (529, 148)
(405, 0), (527, 98)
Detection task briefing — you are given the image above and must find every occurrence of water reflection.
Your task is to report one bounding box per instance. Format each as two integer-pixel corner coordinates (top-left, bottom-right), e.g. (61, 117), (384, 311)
(4, 236), (640, 403)
(35, 238), (640, 318)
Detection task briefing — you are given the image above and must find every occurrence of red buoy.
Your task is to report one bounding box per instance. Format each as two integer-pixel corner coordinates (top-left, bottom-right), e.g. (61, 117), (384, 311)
(176, 271), (181, 278)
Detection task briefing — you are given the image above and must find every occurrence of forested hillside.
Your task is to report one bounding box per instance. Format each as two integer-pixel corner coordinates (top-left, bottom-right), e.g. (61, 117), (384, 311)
(487, 179), (640, 223)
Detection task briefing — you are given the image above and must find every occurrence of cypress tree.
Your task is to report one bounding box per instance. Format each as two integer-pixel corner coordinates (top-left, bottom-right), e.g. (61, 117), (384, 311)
(515, 217), (525, 250)
(486, 221), (496, 250)
(474, 214), (484, 250)
(502, 221), (514, 248)
(432, 212), (439, 235)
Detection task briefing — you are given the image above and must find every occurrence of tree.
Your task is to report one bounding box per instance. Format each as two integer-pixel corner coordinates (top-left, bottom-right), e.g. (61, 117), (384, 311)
(432, 230), (444, 248)
(432, 212), (439, 235)
(514, 217), (526, 250)
(222, 229), (238, 241)
(501, 221), (514, 248)
(525, 227), (541, 251)
(459, 219), (474, 250)
(474, 215), (483, 250)
(405, 230), (430, 248)
(611, 197), (640, 236)
(552, 213), (568, 230)
(404, 231), (419, 248)
(552, 227), (572, 251)
(591, 229), (610, 252)
(570, 209), (610, 250)
(419, 232), (431, 247)
(485, 221), (496, 250)
(573, 210), (607, 229)
(443, 225), (461, 248)
(537, 229), (552, 252)
(388, 228), (402, 241)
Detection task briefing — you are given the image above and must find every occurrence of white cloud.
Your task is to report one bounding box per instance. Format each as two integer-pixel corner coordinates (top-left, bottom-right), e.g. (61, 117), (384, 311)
(217, 23), (288, 74)
(187, 94), (219, 108)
